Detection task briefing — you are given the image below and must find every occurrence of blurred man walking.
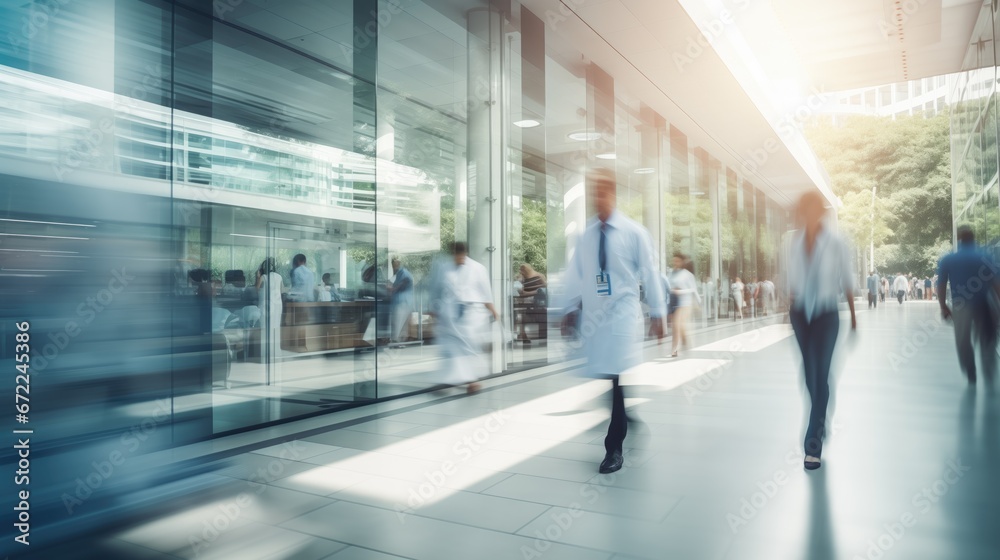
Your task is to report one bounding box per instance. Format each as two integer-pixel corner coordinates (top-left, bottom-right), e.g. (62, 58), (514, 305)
(866, 270), (879, 309)
(893, 273), (908, 304)
(562, 169), (665, 474)
(937, 225), (1000, 386)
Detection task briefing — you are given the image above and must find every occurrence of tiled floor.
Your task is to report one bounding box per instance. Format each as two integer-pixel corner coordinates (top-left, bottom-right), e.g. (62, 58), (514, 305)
(40, 301), (1000, 559)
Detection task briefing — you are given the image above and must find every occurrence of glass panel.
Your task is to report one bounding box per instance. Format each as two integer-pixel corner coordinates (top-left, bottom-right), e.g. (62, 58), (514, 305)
(375, 0), (477, 396)
(0, 0), (805, 453)
(169, 1), (383, 433)
(0, 0), (182, 449)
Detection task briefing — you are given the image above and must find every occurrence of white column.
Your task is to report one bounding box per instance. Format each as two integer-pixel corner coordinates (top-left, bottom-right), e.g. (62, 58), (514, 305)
(467, 7), (505, 373)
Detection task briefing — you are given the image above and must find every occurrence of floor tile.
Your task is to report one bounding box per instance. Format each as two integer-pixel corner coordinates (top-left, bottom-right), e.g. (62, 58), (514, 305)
(252, 440), (344, 460)
(281, 501), (612, 560)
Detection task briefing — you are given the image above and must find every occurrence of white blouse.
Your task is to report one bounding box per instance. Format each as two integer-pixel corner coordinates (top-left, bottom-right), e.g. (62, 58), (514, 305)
(786, 227), (855, 321)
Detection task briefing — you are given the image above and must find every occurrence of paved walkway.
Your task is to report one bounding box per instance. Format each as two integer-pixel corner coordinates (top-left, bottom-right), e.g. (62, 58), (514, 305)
(41, 301), (1000, 559)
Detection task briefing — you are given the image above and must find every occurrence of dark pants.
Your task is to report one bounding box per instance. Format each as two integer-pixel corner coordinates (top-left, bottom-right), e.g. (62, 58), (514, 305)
(897, 290), (905, 304)
(868, 293), (877, 309)
(790, 309), (840, 458)
(604, 376), (627, 455)
(952, 304), (998, 383)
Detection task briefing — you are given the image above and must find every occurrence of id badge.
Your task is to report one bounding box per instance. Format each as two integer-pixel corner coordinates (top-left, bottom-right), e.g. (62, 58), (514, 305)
(596, 272), (612, 297)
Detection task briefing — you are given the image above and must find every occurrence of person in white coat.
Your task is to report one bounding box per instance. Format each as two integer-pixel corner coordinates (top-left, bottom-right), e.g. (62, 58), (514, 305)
(256, 257), (283, 375)
(731, 277), (745, 319)
(669, 253), (700, 357)
(893, 273), (909, 304)
(562, 170), (666, 474)
(388, 257), (415, 342)
(429, 242), (499, 393)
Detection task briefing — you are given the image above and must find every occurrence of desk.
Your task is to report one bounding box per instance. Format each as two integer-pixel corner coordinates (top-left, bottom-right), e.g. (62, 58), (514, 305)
(281, 301), (376, 352)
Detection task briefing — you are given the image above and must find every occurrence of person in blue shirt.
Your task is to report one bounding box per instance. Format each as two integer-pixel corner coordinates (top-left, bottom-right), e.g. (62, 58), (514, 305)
(866, 271), (879, 309)
(937, 225), (1000, 385)
(289, 254), (316, 302)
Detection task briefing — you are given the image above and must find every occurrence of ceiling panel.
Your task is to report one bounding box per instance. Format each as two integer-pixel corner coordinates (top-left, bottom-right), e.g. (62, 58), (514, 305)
(575, 1), (645, 35)
(261, 0), (347, 33)
(397, 32), (460, 62)
(236, 10), (311, 40)
(380, 10), (437, 41)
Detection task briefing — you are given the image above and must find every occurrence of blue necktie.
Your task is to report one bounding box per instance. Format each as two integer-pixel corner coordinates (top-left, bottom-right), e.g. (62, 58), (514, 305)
(599, 222), (607, 272)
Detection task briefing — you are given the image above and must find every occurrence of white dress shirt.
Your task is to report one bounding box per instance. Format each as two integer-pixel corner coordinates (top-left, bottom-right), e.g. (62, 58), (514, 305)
(893, 275), (909, 292)
(786, 226), (855, 321)
(564, 210), (666, 377)
(669, 268), (701, 308)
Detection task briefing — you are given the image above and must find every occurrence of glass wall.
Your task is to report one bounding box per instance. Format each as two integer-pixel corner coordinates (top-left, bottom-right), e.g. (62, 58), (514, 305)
(0, 0), (795, 451)
(950, 1), (1000, 260)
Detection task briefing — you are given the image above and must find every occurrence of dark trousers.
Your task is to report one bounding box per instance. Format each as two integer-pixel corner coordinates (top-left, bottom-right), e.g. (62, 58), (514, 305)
(897, 290), (905, 304)
(604, 375), (627, 455)
(952, 305), (998, 383)
(868, 293), (877, 309)
(790, 309), (840, 458)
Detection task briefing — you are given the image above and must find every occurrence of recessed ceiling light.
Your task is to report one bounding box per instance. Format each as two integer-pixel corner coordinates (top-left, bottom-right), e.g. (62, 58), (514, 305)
(568, 131), (601, 141)
(634, 168), (655, 174)
(596, 153), (617, 160)
(513, 119), (541, 128)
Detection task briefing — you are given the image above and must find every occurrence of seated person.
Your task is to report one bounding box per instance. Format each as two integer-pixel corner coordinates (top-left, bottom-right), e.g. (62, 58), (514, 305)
(239, 305), (261, 328)
(516, 263), (547, 341)
(242, 284), (258, 304)
(318, 272), (341, 302)
(518, 264), (546, 297)
(211, 307), (232, 333)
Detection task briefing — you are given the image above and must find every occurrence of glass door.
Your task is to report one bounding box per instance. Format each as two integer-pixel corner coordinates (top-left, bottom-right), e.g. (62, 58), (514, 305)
(265, 222), (376, 403)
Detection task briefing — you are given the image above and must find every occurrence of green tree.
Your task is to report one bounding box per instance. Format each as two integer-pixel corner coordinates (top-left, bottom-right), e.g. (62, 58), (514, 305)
(511, 197), (548, 274)
(835, 188), (893, 267)
(806, 111), (952, 276)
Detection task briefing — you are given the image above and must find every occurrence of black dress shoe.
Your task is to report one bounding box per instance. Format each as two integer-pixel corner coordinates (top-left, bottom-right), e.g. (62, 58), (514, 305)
(599, 451), (623, 474)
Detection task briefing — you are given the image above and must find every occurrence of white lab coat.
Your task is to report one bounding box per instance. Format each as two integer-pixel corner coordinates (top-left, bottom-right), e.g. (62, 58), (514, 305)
(431, 256), (494, 385)
(258, 271), (283, 368)
(564, 211), (666, 378)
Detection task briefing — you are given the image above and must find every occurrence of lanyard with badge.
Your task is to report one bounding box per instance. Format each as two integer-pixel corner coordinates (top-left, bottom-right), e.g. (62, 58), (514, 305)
(597, 223), (612, 297)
